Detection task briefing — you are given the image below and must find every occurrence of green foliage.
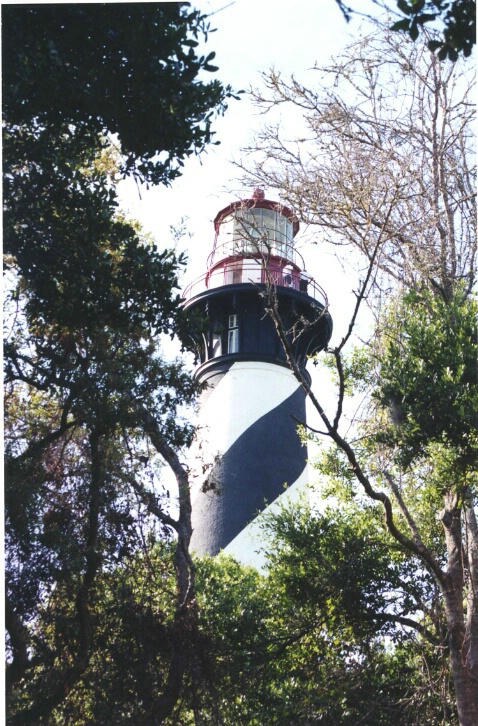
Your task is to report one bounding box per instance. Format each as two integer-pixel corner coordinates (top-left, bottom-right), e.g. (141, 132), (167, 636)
(262, 502), (454, 724)
(338, 0), (476, 60)
(299, 287), (477, 724)
(373, 288), (478, 470)
(266, 502), (427, 637)
(7, 544), (175, 724)
(390, 0), (476, 60)
(3, 10), (220, 717)
(3, 4), (235, 722)
(2, 3), (234, 185)
(4, 123), (198, 420)
(4, 135), (199, 715)
(27, 544), (453, 725)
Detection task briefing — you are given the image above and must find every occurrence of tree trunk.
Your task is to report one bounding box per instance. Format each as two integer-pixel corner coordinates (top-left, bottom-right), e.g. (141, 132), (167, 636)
(464, 494), (478, 717)
(440, 493), (478, 726)
(443, 587), (478, 726)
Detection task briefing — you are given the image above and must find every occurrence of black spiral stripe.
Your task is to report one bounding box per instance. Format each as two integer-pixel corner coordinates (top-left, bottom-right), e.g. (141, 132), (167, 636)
(190, 384), (307, 556)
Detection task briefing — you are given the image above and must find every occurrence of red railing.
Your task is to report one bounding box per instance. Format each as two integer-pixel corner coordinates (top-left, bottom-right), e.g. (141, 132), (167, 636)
(183, 260), (328, 307)
(207, 239), (304, 269)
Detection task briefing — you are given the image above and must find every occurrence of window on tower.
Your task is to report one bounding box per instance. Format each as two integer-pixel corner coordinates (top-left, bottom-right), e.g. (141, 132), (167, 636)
(211, 333), (222, 358)
(228, 314), (239, 353)
(231, 208), (294, 260)
(225, 261), (243, 285)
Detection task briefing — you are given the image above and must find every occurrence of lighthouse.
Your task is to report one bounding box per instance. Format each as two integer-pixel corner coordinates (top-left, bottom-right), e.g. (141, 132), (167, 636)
(183, 191), (332, 562)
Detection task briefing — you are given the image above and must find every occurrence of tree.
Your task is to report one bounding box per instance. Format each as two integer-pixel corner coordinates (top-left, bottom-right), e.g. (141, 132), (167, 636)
(27, 543), (450, 725)
(2, 2), (233, 185)
(335, 0), (476, 61)
(262, 502), (457, 724)
(4, 131), (201, 722)
(3, 3), (232, 721)
(239, 26), (475, 301)
(237, 27), (477, 725)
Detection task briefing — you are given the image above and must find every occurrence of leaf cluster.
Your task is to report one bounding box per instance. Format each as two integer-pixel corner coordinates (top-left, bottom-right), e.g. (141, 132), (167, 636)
(390, 0), (476, 60)
(4, 119), (200, 434)
(2, 3), (235, 185)
(4, 76), (203, 726)
(373, 287), (478, 470)
(30, 543), (453, 725)
(3, 5), (234, 721)
(266, 502), (428, 638)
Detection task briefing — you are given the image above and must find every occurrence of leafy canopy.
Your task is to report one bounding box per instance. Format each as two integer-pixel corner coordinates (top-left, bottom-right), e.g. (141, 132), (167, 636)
(26, 544), (451, 725)
(2, 2), (234, 184)
(373, 288), (478, 470)
(4, 5), (227, 720)
(390, 0), (476, 60)
(335, 0), (476, 61)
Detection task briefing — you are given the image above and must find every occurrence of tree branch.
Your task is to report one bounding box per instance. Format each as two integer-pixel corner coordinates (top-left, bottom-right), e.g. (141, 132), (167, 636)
(265, 282), (447, 589)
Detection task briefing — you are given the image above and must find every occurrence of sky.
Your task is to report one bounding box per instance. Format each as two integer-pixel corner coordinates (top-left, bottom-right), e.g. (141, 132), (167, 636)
(117, 0), (374, 337)
(118, 0), (355, 234)
(116, 0), (382, 439)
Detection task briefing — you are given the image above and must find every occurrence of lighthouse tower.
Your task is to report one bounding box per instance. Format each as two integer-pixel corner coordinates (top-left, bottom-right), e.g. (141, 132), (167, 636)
(183, 191), (332, 561)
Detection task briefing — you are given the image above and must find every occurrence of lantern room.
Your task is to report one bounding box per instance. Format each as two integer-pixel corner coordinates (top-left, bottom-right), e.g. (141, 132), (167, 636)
(183, 191), (325, 303)
(210, 191), (298, 266)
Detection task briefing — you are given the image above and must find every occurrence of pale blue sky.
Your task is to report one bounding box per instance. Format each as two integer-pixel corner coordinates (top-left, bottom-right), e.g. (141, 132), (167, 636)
(117, 0), (361, 266)
(117, 0), (378, 355)
(116, 0), (384, 484)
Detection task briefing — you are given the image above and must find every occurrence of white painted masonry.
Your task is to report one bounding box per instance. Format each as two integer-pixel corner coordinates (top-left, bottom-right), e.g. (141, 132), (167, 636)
(189, 360), (301, 503)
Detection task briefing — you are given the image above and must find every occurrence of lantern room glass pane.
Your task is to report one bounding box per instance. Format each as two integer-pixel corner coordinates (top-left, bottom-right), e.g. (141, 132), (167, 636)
(233, 210), (260, 254)
(262, 209), (275, 232)
(217, 216), (235, 257)
(216, 208), (295, 263)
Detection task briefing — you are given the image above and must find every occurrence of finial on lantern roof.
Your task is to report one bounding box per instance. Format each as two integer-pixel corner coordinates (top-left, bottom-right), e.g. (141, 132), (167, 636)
(252, 188), (265, 200)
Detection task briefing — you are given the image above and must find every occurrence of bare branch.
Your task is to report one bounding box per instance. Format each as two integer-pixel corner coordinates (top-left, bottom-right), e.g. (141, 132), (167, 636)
(383, 469), (426, 549)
